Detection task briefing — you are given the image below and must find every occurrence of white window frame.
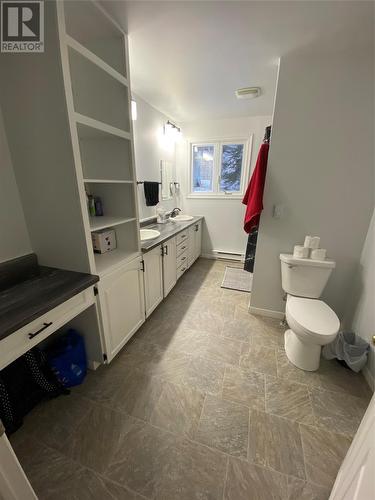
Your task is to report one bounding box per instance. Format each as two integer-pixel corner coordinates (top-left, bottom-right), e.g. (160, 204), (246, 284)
(187, 135), (253, 199)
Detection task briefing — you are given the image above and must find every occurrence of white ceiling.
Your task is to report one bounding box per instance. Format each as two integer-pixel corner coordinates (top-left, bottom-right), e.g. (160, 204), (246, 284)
(103, 1), (373, 123)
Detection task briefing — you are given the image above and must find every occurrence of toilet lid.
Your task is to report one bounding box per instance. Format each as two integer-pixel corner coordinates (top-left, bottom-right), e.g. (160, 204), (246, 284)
(287, 297), (340, 336)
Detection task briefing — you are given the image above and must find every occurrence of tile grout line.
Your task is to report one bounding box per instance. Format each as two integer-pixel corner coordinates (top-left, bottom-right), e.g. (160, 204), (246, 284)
(247, 402), (251, 463)
(298, 421), (309, 486)
(27, 436), (152, 500)
(221, 456), (230, 500)
(24, 376), (325, 490)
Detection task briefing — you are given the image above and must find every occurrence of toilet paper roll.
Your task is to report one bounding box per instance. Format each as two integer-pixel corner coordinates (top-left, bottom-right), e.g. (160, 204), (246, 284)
(293, 245), (309, 259)
(311, 248), (326, 260)
(310, 237), (320, 250)
(304, 235), (320, 249)
(304, 236), (312, 248)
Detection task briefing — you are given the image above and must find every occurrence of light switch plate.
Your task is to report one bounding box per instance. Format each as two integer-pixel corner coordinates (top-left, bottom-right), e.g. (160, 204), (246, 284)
(273, 204), (285, 219)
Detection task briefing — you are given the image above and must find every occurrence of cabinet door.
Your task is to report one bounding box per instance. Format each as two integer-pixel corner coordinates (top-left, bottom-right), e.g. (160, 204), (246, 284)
(98, 256), (145, 362)
(162, 237), (177, 297)
(144, 245), (163, 317)
(187, 225), (196, 268)
(194, 221), (202, 260)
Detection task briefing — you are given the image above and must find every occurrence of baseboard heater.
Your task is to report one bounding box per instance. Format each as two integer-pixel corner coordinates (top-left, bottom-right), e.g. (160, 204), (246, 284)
(211, 250), (244, 262)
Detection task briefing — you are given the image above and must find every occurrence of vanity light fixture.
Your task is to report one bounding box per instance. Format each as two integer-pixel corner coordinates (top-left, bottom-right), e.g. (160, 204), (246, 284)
(235, 87), (261, 99)
(164, 120), (181, 141)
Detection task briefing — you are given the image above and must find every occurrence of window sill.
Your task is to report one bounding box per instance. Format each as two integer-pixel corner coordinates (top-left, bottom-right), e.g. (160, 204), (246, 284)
(186, 194), (244, 200)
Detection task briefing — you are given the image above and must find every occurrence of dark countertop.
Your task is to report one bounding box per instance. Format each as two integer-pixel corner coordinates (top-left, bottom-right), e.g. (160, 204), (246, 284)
(141, 216), (203, 253)
(0, 254), (99, 341)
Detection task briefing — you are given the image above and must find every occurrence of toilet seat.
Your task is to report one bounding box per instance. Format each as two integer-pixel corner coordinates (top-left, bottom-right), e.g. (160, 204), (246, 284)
(286, 296), (340, 338)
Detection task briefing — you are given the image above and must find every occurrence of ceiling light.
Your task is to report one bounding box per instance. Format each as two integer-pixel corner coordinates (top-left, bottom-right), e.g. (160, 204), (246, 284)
(235, 87), (261, 100)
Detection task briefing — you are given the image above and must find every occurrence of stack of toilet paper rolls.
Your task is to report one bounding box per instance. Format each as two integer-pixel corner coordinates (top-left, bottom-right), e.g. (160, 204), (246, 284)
(293, 236), (327, 260)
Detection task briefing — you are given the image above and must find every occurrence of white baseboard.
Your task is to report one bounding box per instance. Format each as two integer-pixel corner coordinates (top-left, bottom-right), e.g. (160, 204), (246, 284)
(201, 252), (243, 262)
(249, 306), (285, 320)
(362, 365), (374, 392)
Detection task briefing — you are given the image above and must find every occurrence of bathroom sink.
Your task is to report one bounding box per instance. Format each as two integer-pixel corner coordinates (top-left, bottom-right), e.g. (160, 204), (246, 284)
(140, 229), (161, 241)
(171, 215), (194, 222)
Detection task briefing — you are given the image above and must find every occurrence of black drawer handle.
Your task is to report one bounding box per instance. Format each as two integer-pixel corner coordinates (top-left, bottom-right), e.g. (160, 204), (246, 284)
(181, 256), (186, 261)
(181, 246), (186, 250)
(28, 322), (53, 339)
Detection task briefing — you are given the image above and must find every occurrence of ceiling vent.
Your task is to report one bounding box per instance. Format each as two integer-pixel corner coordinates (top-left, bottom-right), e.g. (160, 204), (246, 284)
(235, 87), (261, 100)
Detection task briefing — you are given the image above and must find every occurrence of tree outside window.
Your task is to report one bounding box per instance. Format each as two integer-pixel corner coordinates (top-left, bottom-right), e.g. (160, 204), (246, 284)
(190, 138), (250, 197)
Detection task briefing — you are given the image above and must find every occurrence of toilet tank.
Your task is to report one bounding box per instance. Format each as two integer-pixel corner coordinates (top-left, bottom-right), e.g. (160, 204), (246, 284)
(280, 253), (336, 298)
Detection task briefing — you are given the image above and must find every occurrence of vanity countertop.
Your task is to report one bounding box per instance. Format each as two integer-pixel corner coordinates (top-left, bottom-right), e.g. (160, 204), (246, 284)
(140, 216), (203, 253)
(0, 254), (99, 341)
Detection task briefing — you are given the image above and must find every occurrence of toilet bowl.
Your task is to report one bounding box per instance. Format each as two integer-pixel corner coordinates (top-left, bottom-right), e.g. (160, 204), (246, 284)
(285, 295), (340, 371)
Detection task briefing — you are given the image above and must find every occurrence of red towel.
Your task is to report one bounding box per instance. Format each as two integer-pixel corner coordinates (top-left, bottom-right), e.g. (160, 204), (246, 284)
(242, 143), (269, 233)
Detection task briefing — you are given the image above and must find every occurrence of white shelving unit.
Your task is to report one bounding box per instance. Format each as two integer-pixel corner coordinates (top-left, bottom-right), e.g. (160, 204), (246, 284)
(56, 0), (145, 362)
(56, 0), (140, 278)
(0, 1), (144, 365)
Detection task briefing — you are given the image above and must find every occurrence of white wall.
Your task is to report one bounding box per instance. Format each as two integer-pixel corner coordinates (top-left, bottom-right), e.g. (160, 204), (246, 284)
(176, 115), (272, 257)
(251, 52), (374, 318)
(132, 94), (178, 221)
(0, 106), (31, 263)
(344, 209), (375, 389)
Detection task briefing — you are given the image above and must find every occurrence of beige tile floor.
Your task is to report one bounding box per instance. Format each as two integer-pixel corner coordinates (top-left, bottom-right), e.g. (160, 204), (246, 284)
(11, 258), (372, 500)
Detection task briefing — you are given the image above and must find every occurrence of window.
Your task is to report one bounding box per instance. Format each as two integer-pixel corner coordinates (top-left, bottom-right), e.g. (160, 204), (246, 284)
(190, 138), (251, 197)
(220, 143), (244, 192)
(192, 144), (215, 192)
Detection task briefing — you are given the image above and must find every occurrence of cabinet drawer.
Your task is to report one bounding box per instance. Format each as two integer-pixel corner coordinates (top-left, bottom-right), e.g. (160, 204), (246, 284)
(177, 262), (188, 280)
(0, 289), (95, 371)
(177, 241), (188, 256)
(176, 251), (188, 269)
(176, 231), (188, 246)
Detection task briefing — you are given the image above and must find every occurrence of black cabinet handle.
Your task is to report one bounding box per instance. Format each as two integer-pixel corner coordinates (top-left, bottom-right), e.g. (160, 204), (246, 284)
(181, 256), (186, 261)
(165, 245), (168, 256)
(28, 322), (53, 339)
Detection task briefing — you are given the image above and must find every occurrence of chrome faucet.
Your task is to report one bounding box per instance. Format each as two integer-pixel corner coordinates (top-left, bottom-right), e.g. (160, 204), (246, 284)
(170, 208), (181, 218)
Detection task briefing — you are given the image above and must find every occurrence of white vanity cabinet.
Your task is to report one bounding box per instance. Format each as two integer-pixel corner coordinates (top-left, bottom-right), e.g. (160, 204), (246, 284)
(98, 256), (145, 362)
(143, 245), (164, 317)
(188, 220), (202, 268)
(162, 237), (177, 296)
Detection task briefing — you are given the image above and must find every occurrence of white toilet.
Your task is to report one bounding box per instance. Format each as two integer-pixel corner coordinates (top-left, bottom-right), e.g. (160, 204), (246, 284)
(280, 253), (340, 371)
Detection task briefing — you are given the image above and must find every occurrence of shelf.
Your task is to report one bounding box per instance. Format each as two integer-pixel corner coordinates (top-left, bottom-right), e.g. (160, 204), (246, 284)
(95, 249), (140, 276)
(69, 48), (130, 132)
(75, 113), (131, 140)
(89, 216), (135, 232)
(63, 0), (127, 77)
(84, 179), (133, 184)
(66, 35), (128, 88)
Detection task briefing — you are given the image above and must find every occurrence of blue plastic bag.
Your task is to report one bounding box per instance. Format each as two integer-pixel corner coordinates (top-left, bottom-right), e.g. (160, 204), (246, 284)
(47, 329), (87, 387)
